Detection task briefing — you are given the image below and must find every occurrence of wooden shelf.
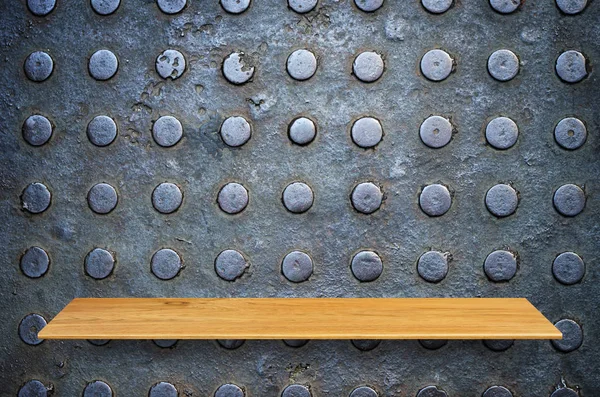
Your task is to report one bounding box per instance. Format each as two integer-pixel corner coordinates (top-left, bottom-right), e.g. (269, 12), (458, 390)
(38, 297), (561, 340)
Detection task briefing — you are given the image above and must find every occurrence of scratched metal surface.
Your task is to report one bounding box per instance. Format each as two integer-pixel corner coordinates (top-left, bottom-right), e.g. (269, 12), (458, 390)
(0, 0), (599, 395)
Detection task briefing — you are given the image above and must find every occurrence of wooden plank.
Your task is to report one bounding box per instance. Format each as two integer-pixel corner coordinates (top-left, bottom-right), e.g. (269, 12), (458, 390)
(38, 298), (561, 340)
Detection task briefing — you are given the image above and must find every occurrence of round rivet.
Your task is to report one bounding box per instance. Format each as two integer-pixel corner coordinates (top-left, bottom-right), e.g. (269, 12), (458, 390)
(157, 0), (187, 14)
(553, 184), (585, 217)
(156, 49), (186, 80)
(420, 116), (452, 148)
(22, 182), (51, 214)
(217, 339), (245, 349)
(417, 251), (448, 283)
(151, 249), (182, 280)
(223, 52), (254, 85)
(18, 379), (48, 397)
(88, 183), (118, 214)
(483, 339), (514, 351)
(220, 116), (251, 147)
(282, 251), (313, 283)
(483, 386), (513, 397)
(353, 52), (384, 83)
(283, 339), (309, 348)
(289, 117), (316, 145)
(484, 250), (517, 282)
(421, 0), (453, 13)
(85, 248), (115, 279)
(489, 0), (520, 14)
(351, 182), (383, 214)
(419, 184), (451, 217)
(419, 340), (447, 350)
(351, 250), (383, 282)
(556, 0), (587, 14)
(282, 385), (311, 397)
(19, 313), (47, 345)
(215, 249), (249, 281)
(556, 51), (587, 83)
(83, 381), (113, 397)
(351, 340), (380, 351)
(152, 183), (183, 214)
(88, 339), (110, 346)
(485, 184), (518, 217)
(551, 387), (578, 397)
(89, 50), (118, 81)
(91, 0), (121, 15)
(288, 0), (317, 13)
(149, 382), (178, 397)
(23, 115), (53, 146)
(27, 0), (56, 16)
(215, 384), (245, 397)
(287, 49), (317, 81)
(554, 117), (586, 150)
(221, 0), (251, 13)
(351, 117), (383, 148)
(20, 246), (50, 278)
(153, 116), (183, 147)
(417, 386), (448, 397)
(420, 49), (453, 81)
(218, 183), (249, 214)
(283, 182), (314, 213)
(350, 386), (378, 397)
(488, 50), (519, 82)
(552, 319), (583, 352)
(553, 252), (585, 285)
(153, 339), (178, 348)
(354, 0), (383, 12)
(87, 115), (117, 147)
(24, 51), (53, 82)
(485, 117), (518, 150)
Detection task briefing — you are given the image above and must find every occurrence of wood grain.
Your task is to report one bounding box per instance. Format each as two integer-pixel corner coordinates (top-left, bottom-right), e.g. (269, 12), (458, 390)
(38, 298), (561, 340)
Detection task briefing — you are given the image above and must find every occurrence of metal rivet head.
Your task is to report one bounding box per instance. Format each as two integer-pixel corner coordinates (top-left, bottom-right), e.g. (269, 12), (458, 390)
(289, 117), (317, 145)
(556, 0), (587, 14)
(421, 0), (453, 13)
(282, 384), (311, 397)
(153, 339), (178, 348)
(223, 52), (255, 85)
(283, 339), (309, 348)
(91, 0), (121, 15)
(488, 50), (519, 82)
(419, 339), (447, 350)
(483, 386), (513, 397)
(283, 182), (314, 213)
(220, 116), (252, 147)
(18, 379), (49, 397)
(218, 183), (249, 214)
(416, 385), (448, 397)
(149, 381), (178, 397)
(554, 117), (586, 150)
(351, 182), (383, 214)
(89, 50), (118, 81)
(417, 251), (449, 283)
(490, 0), (521, 14)
(550, 387), (579, 397)
(551, 319), (583, 352)
(153, 116), (183, 147)
(23, 115), (53, 146)
(287, 49), (318, 81)
(20, 246), (50, 278)
(151, 249), (183, 280)
(420, 116), (452, 148)
(88, 339), (110, 346)
(87, 115), (117, 147)
(350, 386), (378, 397)
(215, 249), (249, 281)
(282, 250), (313, 283)
(21, 182), (51, 214)
(556, 51), (588, 83)
(19, 313), (47, 345)
(484, 250), (517, 282)
(156, 50), (186, 80)
(152, 183), (183, 214)
(27, 0), (56, 16)
(485, 184), (518, 217)
(88, 183), (118, 214)
(354, 0), (384, 12)
(352, 117), (383, 148)
(419, 184), (451, 217)
(351, 340), (380, 351)
(85, 248), (115, 280)
(288, 0), (318, 13)
(353, 52), (384, 82)
(553, 252), (585, 285)
(24, 51), (53, 82)
(157, 0), (187, 14)
(215, 384), (245, 397)
(420, 49), (453, 81)
(486, 117), (518, 150)
(351, 250), (383, 282)
(553, 184), (585, 217)
(217, 339), (245, 349)
(221, 0), (251, 13)
(483, 339), (514, 351)
(83, 380), (113, 397)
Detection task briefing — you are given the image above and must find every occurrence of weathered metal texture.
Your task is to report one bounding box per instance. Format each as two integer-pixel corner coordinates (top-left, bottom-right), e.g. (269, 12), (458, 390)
(0, 0), (599, 395)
